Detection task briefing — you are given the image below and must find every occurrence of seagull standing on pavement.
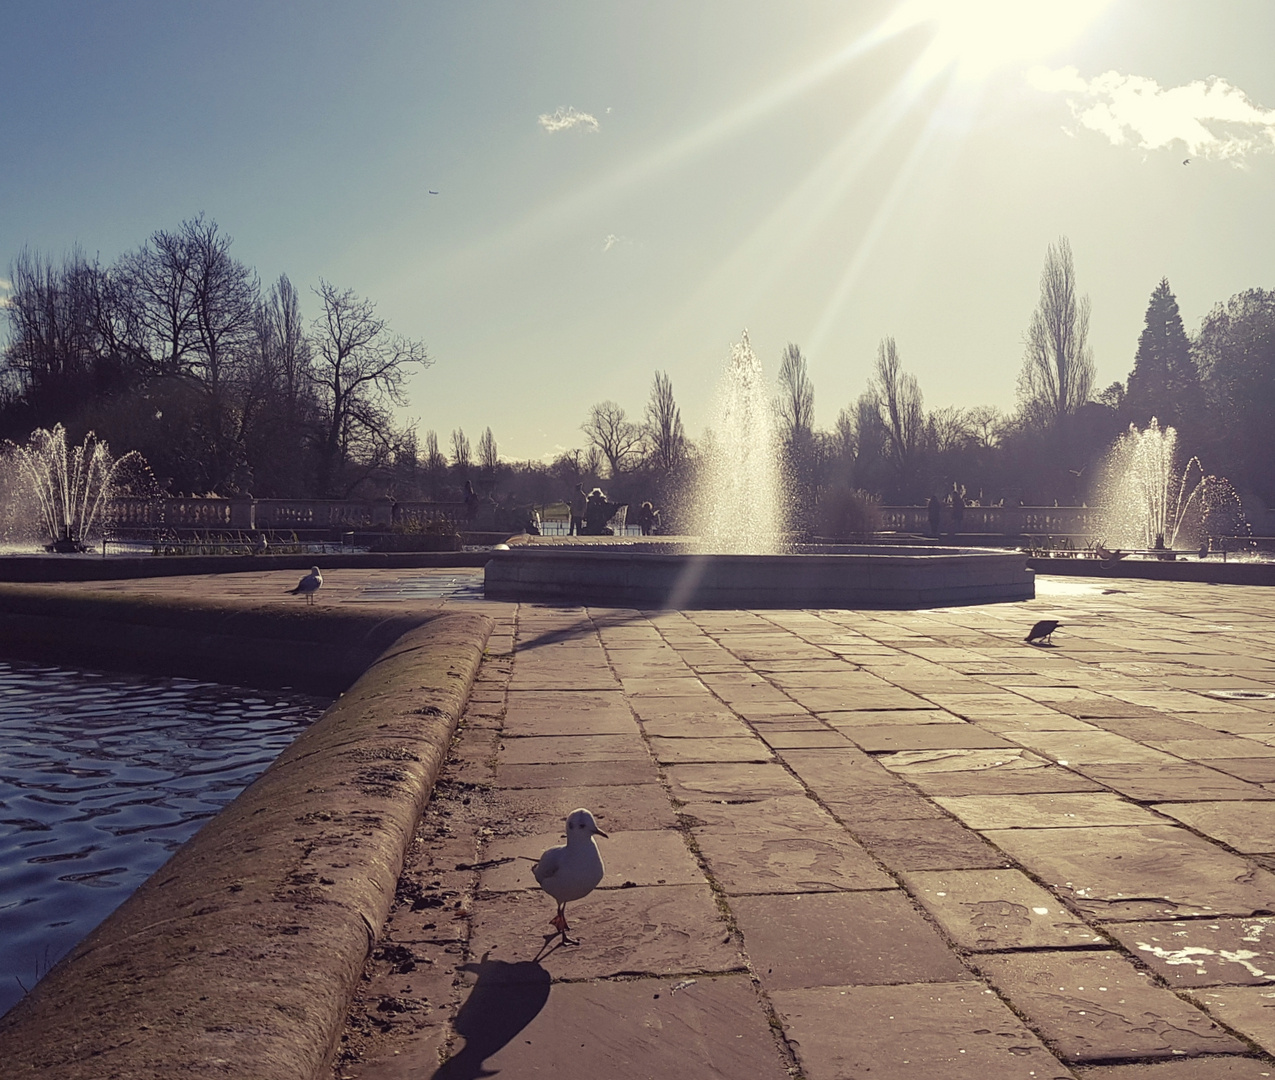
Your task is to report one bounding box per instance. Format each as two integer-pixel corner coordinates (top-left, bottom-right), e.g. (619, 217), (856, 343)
(533, 808), (607, 944)
(288, 566), (323, 604)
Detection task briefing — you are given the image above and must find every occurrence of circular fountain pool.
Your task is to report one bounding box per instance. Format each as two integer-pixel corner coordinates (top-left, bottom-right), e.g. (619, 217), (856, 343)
(484, 539), (1034, 608)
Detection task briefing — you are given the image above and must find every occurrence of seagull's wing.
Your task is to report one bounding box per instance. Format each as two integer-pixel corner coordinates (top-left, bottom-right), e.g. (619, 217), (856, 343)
(532, 846), (563, 885)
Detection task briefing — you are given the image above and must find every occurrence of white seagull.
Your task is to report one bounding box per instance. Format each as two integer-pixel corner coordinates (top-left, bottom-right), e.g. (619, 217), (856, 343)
(288, 566), (323, 604)
(532, 808), (607, 943)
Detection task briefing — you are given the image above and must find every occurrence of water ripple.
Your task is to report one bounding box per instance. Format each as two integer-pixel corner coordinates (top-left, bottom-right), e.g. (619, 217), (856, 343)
(0, 657), (328, 1017)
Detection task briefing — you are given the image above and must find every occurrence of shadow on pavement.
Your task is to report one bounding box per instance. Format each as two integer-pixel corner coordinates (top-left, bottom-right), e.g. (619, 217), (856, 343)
(432, 954), (551, 1079)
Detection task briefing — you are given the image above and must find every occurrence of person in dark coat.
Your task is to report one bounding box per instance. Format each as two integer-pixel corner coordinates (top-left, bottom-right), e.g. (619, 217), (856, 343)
(582, 488), (626, 535)
(926, 495), (941, 538)
(568, 483), (587, 536)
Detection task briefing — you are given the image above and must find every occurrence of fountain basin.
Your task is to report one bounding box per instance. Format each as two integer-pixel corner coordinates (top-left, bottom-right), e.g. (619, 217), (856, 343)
(485, 542), (1034, 608)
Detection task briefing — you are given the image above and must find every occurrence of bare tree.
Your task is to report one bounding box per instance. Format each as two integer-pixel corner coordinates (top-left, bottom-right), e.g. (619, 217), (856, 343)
(873, 336), (924, 488)
(776, 342), (814, 448)
(1018, 236), (1095, 426)
(310, 280), (431, 496)
(477, 427), (498, 472)
(582, 400), (644, 477)
(423, 429), (448, 495)
(644, 370), (685, 473)
(450, 428), (471, 470)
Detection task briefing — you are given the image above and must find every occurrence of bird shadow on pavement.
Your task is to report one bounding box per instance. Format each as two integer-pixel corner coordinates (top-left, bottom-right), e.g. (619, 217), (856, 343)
(432, 953), (552, 1080)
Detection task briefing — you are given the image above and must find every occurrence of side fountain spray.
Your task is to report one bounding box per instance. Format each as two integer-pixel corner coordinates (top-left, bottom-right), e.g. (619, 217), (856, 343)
(1, 424), (147, 553)
(1095, 419), (1248, 553)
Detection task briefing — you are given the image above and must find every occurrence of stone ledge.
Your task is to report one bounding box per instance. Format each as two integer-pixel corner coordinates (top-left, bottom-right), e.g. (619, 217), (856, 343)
(0, 602), (494, 1080)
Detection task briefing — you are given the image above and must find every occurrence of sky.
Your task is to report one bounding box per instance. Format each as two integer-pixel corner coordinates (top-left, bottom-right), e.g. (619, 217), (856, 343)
(3, 1), (1274, 463)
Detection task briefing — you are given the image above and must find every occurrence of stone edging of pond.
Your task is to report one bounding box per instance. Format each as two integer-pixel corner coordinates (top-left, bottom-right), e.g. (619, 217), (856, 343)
(0, 598), (494, 1080)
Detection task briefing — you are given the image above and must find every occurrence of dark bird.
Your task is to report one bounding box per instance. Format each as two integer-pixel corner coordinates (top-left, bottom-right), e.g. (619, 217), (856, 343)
(1183, 158), (1191, 165)
(428, 190), (439, 195)
(1026, 619), (1061, 645)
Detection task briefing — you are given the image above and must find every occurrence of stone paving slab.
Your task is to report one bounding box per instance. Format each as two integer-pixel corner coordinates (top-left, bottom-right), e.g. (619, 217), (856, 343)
(1005, 730), (1178, 766)
(935, 792), (1165, 829)
(436, 975), (790, 1080)
(663, 761), (808, 803)
(495, 784), (677, 834)
(694, 825), (894, 895)
(1154, 802), (1275, 853)
(900, 868), (1105, 950)
(676, 793), (838, 833)
(851, 816), (1011, 870)
(495, 760), (659, 788)
(732, 891), (969, 990)
(1102, 918), (1275, 988)
(646, 735), (774, 764)
(1076, 762), (1275, 802)
(773, 981), (1077, 1080)
(467, 885), (743, 981)
(842, 723), (1017, 752)
(1183, 988), (1275, 1058)
(975, 950), (1249, 1063)
(1072, 1059), (1275, 1080)
(496, 733), (648, 765)
(983, 825), (1275, 920)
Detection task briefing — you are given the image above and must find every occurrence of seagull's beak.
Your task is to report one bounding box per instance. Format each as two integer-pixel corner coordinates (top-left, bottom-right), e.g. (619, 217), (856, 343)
(593, 827), (609, 839)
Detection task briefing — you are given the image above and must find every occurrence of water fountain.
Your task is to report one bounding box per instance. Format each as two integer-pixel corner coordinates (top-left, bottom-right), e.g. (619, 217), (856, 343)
(693, 331), (784, 554)
(1094, 420), (1248, 554)
(0, 425), (149, 553)
(485, 333), (1033, 607)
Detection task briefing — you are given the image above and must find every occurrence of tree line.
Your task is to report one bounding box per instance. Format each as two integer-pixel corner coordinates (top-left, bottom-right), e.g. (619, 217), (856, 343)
(0, 216), (428, 498)
(5, 221), (1275, 526)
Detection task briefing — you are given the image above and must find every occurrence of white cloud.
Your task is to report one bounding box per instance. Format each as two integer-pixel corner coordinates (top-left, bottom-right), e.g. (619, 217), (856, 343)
(0, 277), (10, 308)
(538, 106), (600, 134)
(1028, 66), (1275, 162)
(601, 234), (629, 252)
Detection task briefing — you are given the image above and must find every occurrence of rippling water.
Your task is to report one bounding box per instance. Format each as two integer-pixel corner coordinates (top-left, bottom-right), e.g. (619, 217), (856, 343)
(0, 659), (329, 1017)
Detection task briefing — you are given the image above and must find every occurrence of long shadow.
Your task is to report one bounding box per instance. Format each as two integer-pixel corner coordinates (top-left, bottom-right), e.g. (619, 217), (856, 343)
(513, 608), (652, 654)
(432, 954), (552, 1079)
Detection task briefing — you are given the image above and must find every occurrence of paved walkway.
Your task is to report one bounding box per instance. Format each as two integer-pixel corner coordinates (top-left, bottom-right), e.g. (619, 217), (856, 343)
(317, 572), (1275, 1080)
(38, 566), (1275, 1077)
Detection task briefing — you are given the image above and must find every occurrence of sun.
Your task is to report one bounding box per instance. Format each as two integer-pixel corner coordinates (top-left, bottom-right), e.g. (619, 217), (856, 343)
(885, 0), (1113, 82)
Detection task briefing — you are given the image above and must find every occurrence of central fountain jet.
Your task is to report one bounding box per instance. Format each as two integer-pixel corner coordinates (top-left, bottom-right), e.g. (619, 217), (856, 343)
(485, 332), (1034, 608)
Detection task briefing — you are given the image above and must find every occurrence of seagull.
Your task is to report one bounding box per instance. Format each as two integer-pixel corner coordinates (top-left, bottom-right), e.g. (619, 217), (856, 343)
(288, 566), (322, 604)
(428, 190), (439, 195)
(1183, 158), (1191, 165)
(1026, 619), (1061, 645)
(532, 808), (607, 945)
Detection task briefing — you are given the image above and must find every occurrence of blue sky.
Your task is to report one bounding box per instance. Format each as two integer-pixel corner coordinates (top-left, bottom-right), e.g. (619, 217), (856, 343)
(4, 1), (1274, 461)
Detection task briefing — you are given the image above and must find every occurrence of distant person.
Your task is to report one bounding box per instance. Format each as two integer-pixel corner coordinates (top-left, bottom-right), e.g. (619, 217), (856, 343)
(638, 501), (659, 536)
(583, 488), (626, 535)
(926, 495), (941, 538)
(949, 484), (966, 536)
(568, 483), (587, 536)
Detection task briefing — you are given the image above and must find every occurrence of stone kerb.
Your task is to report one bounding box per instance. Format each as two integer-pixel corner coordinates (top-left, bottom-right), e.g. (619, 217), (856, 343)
(0, 606), (494, 1080)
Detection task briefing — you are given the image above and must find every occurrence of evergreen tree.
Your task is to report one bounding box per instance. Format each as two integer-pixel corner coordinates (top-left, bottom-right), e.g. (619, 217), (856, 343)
(1126, 278), (1200, 432)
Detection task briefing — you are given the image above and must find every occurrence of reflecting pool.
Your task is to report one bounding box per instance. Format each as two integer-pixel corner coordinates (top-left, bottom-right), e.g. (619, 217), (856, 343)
(0, 659), (329, 1016)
